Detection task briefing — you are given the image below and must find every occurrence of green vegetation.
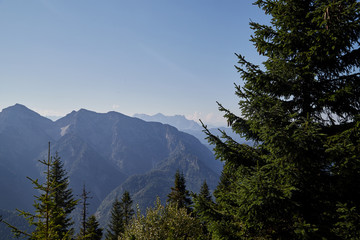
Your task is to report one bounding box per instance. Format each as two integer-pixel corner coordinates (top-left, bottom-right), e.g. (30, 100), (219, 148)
(50, 152), (78, 238)
(0, 207), (34, 239)
(105, 198), (123, 240)
(1, 143), (77, 239)
(120, 198), (205, 240)
(105, 191), (135, 240)
(1, 0), (359, 239)
(199, 0), (360, 239)
(80, 215), (103, 240)
(167, 170), (192, 212)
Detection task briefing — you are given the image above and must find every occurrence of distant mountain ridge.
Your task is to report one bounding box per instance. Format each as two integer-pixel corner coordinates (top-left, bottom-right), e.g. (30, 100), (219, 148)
(0, 104), (220, 237)
(134, 112), (252, 149)
(133, 113), (203, 131)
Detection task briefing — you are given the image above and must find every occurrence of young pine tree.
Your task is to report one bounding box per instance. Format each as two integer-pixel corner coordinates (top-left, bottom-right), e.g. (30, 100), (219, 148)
(2, 142), (76, 239)
(199, 181), (212, 202)
(201, 0), (360, 239)
(105, 191), (134, 240)
(193, 181), (213, 218)
(167, 170), (192, 212)
(193, 181), (213, 239)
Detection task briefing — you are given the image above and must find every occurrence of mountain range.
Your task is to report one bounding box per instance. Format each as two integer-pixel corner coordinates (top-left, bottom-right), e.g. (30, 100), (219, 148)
(133, 113), (203, 131)
(0, 104), (221, 238)
(134, 112), (252, 148)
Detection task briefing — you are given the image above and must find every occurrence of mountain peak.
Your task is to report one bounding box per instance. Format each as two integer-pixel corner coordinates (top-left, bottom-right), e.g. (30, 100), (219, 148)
(0, 104), (55, 140)
(3, 103), (30, 112)
(1, 103), (43, 119)
(78, 108), (93, 113)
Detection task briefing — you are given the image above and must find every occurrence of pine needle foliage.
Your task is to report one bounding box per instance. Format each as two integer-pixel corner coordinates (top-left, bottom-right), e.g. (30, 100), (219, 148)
(105, 191), (134, 240)
(83, 215), (103, 240)
(1, 142), (76, 239)
(193, 180), (213, 220)
(105, 198), (122, 240)
(49, 152), (77, 239)
(167, 170), (192, 212)
(200, 0), (360, 239)
(193, 180), (214, 239)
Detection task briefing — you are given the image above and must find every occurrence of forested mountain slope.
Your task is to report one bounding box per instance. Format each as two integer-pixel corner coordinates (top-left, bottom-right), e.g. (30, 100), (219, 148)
(0, 104), (220, 238)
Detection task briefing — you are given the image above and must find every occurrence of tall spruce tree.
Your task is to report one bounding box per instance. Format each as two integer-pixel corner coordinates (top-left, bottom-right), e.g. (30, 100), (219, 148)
(50, 152), (77, 238)
(201, 0), (360, 239)
(119, 191), (134, 228)
(105, 198), (122, 240)
(105, 191), (134, 240)
(167, 170), (192, 211)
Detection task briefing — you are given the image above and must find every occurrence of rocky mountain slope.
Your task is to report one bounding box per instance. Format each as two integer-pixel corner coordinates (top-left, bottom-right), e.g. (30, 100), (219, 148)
(134, 112), (252, 150)
(0, 104), (220, 236)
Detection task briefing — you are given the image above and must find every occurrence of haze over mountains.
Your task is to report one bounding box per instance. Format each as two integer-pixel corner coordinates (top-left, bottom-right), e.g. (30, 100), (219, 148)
(0, 104), (222, 238)
(133, 113), (203, 131)
(134, 112), (252, 148)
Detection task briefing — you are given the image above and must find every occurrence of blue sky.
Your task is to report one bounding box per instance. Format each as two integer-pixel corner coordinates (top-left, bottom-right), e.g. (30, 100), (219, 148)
(0, 0), (269, 126)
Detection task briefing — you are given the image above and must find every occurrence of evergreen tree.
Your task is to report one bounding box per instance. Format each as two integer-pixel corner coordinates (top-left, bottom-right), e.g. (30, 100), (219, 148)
(83, 215), (103, 240)
(119, 191), (134, 228)
(193, 181), (213, 239)
(29, 142), (62, 239)
(77, 184), (91, 240)
(76, 186), (103, 240)
(1, 142), (75, 239)
(105, 191), (134, 240)
(167, 170), (192, 211)
(193, 181), (212, 218)
(199, 181), (212, 202)
(201, 0), (360, 239)
(105, 198), (122, 240)
(50, 152), (77, 238)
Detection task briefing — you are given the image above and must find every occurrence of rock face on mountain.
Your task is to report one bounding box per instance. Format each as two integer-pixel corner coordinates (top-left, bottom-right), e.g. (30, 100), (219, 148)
(134, 112), (252, 153)
(0, 104), (220, 234)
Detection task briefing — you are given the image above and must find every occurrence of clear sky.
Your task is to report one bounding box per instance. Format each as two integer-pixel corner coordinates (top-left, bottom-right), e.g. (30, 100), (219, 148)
(0, 0), (269, 126)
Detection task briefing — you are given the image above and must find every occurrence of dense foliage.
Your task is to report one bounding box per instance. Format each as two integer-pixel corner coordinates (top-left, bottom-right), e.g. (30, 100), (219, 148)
(105, 198), (123, 240)
(200, 0), (360, 239)
(50, 152), (77, 238)
(1, 1), (359, 239)
(81, 215), (103, 240)
(120, 198), (205, 240)
(167, 170), (192, 212)
(105, 191), (134, 240)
